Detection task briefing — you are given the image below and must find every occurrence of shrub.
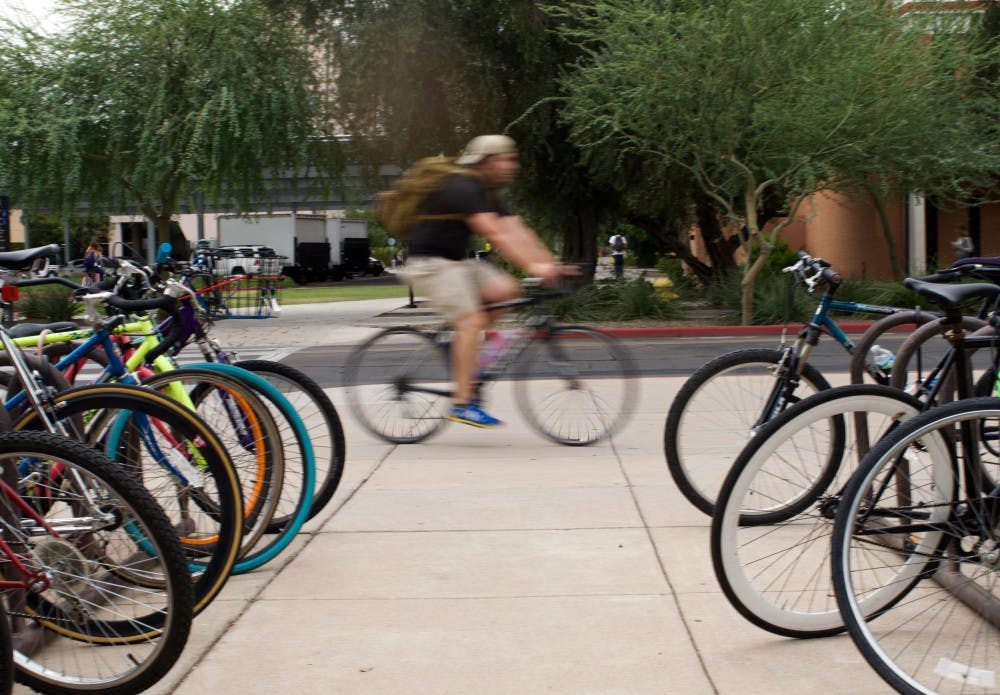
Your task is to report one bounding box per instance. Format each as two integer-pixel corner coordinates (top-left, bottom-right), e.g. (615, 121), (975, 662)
(544, 276), (682, 322)
(16, 289), (82, 322)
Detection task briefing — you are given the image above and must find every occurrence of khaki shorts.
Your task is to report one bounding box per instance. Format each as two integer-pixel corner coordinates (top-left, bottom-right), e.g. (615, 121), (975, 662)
(398, 257), (505, 321)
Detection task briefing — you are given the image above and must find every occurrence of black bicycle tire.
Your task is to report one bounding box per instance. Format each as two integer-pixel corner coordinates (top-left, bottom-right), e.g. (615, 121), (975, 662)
(830, 401), (987, 695)
(3, 430), (194, 695)
(171, 363), (315, 573)
(12, 384), (243, 617)
(664, 348), (832, 517)
(847, 309), (938, 385)
(234, 359), (346, 524)
(512, 325), (638, 446)
(888, 315), (987, 397)
(344, 327), (451, 444)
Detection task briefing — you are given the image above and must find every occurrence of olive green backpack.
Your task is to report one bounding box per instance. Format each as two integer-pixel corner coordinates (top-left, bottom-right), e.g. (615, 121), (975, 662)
(375, 156), (476, 238)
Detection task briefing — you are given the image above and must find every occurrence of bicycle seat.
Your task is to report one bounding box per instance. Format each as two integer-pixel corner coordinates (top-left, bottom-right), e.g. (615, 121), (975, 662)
(904, 278), (1000, 316)
(7, 321), (81, 339)
(0, 244), (61, 271)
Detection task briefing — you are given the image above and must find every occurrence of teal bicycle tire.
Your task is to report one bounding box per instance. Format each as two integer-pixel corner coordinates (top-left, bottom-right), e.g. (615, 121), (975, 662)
(185, 363), (314, 573)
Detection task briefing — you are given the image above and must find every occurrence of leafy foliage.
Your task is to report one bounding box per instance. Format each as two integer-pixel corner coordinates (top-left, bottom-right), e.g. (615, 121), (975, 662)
(556, 0), (1000, 322)
(16, 288), (82, 322)
(0, 0), (338, 244)
(543, 277), (682, 322)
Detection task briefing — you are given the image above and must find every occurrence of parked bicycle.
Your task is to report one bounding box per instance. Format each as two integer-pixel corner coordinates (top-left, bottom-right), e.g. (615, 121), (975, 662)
(344, 281), (638, 446)
(665, 251), (952, 517)
(831, 277), (1000, 695)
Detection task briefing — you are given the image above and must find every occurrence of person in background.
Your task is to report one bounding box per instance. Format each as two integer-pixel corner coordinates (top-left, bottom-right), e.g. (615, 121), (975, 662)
(952, 225), (974, 261)
(609, 230), (628, 278)
(83, 240), (105, 283)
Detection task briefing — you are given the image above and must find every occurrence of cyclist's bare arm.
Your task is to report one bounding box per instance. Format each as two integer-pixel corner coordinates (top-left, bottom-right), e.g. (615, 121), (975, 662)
(467, 212), (572, 284)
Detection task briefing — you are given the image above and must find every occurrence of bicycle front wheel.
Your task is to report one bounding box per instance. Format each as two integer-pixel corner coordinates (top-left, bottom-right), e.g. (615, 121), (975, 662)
(13, 384), (243, 617)
(2, 430), (194, 695)
(832, 399), (1000, 695)
(712, 385), (921, 638)
(344, 327), (451, 444)
(665, 348), (831, 517)
(513, 326), (637, 446)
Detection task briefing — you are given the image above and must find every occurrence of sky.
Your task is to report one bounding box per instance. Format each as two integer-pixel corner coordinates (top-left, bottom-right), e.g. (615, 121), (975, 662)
(0, 0), (66, 34)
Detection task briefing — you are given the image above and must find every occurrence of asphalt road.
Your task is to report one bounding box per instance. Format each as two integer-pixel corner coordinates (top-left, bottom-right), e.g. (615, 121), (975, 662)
(282, 332), (913, 389)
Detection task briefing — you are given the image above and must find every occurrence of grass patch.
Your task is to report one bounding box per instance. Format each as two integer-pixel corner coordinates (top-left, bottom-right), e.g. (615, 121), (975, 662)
(279, 282), (411, 305)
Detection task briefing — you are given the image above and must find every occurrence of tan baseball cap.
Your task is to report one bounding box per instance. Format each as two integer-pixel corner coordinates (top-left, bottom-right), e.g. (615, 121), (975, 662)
(456, 134), (518, 165)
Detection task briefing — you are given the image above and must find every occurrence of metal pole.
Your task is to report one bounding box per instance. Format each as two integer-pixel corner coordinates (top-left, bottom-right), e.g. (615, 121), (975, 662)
(146, 218), (156, 266)
(196, 192), (205, 243)
(63, 219), (71, 264)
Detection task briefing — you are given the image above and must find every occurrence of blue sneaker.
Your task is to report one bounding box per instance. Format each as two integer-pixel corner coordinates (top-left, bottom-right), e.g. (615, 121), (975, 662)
(446, 403), (503, 428)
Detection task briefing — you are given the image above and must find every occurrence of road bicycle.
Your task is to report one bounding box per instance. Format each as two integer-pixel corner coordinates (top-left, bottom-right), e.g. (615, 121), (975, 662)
(663, 251), (971, 517)
(831, 277), (1000, 695)
(154, 271), (344, 524)
(344, 282), (638, 446)
(0, 431), (194, 695)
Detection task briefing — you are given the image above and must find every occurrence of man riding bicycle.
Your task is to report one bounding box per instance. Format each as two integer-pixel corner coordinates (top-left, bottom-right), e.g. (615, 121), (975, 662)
(398, 134), (577, 428)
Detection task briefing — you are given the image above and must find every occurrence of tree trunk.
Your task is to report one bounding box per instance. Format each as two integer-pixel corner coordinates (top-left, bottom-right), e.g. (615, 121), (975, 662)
(740, 244), (772, 325)
(563, 198), (599, 282)
(694, 194), (739, 276)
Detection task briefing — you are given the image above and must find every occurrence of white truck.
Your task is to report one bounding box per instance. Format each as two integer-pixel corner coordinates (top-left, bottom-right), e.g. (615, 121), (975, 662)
(216, 214), (330, 283)
(326, 217), (371, 281)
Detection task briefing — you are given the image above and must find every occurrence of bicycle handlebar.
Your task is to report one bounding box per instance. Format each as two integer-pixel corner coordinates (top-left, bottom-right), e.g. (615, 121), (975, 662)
(784, 252), (840, 292)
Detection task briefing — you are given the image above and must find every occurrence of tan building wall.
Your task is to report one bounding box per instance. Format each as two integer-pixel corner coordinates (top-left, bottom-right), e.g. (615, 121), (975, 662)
(803, 191), (906, 280)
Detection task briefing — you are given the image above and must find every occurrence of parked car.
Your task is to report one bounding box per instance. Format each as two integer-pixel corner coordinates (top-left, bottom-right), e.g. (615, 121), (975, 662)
(365, 257), (385, 277)
(201, 245), (284, 276)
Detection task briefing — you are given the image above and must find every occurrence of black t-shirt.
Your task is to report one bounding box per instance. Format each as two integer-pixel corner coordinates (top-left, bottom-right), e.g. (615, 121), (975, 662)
(407, 174), (509, 261)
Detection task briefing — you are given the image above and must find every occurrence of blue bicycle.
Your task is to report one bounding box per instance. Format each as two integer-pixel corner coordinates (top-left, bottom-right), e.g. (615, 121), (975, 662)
(663, 252), (937, 517)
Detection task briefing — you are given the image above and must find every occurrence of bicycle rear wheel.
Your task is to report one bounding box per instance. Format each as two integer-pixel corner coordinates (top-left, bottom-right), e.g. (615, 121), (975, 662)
(344, 327), (451, 444)
(233, 360), (345, 524)
(513, 326), (637, 446)
(138, 368), (284, 560)
(665, 348), (831, 516)
(1, 430), (194, 695)
(832, 399), (1000, 695)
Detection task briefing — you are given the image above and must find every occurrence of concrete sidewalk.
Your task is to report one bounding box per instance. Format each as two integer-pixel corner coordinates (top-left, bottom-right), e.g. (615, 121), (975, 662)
(15, 300), (893, 694)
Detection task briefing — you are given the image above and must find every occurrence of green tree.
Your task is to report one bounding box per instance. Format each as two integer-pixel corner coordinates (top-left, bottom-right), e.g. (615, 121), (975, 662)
(22, 214), (109, 262)
(290, 0), (635, 272)
(0, 0), (339, 247)
(557, 0), (1000, 323)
